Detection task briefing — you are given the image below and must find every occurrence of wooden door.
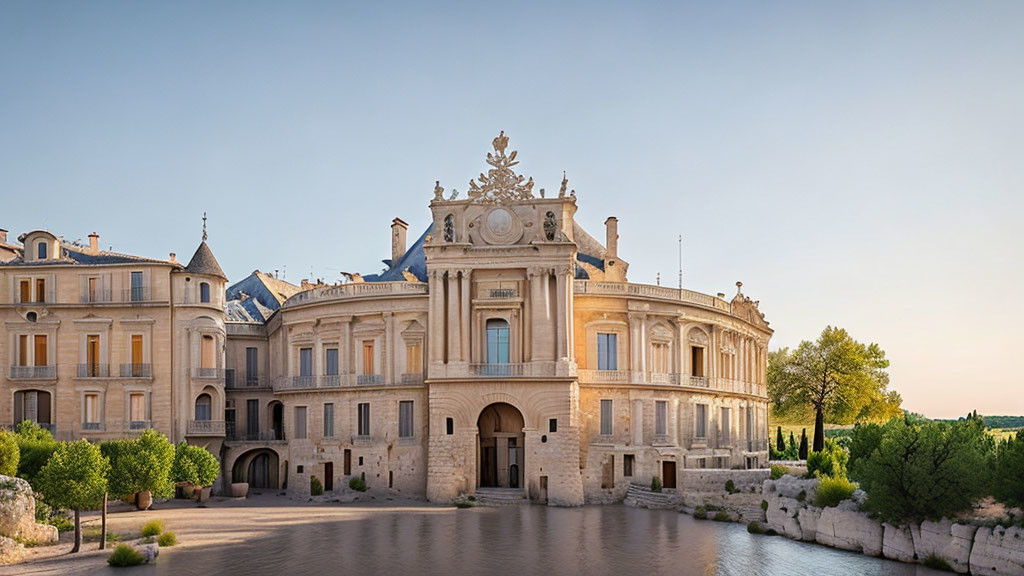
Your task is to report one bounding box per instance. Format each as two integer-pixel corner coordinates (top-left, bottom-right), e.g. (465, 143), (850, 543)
(662, 461), (677, 489)
(324, 462), (334, 491)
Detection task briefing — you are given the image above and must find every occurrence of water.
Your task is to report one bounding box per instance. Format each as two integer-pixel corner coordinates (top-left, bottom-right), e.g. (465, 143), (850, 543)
(141, 505), (943, 576)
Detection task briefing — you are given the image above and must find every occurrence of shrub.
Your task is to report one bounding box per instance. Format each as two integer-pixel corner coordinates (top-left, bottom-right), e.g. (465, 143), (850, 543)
(454, 501), (475, 509)
(770, 465), (789, 480)
(84, 526), (121, 543)
(693, 506), (707, 519)
(854, 416), (993, 523)
(922, 553), (954, 572)
(15, 420), (53, 442)
(0, 430), (19, 477)
(107, 544), (145, 567)
(157, 531), (178, 546)
(993, 431), (1024, 509)
(713, 511), (731, 522)
(799, 429), (809, 460)
(747, 521), (766, 534)
(47, 515), (74, 533)
(724, 479), (736, 494)
(806, 440), (848, 479)
(776, 427), (785, 453)
(651, 476), (662, 493)
(170, 443), (220, 488)
(761, 500), (769, 511)
(141, 519), (164, 538)
(848, 422), (885, 479)
(349, 476), (367, 492)
(815, 475), (857, 508)
(310, 476), (323, 496)
(16, 437), (58, 489)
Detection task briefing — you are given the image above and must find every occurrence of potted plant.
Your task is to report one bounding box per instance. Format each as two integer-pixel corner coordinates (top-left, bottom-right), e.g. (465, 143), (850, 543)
(170, 442), (220, 503)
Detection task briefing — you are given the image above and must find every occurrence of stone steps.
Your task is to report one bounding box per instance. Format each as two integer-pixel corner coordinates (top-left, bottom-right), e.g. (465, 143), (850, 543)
(624, 483), (676, 509)
(474, 489), (530, 507)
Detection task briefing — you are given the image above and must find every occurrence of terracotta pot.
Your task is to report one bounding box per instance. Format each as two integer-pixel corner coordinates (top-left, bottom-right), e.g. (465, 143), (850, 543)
(198, 486), (212, 503)
(135, 490), (152, 510)
(230, 482), (249, 498)
(181, 484), (195, 499)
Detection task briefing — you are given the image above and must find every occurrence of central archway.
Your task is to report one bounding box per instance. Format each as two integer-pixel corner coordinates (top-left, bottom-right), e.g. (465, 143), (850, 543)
(231, 448), (281, 489)
(477, 402), (525, 489)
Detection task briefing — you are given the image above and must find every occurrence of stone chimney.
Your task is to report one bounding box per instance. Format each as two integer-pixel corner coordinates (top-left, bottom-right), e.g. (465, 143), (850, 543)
(391, 218), (409, 265)
(169, 253), (177, 263)
(88, 232), (99, 253)
(604, 217), (619, 259)
(0, 229), (7, 244)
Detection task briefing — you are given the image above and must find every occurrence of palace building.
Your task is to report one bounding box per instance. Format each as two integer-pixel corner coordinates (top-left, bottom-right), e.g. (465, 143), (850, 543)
(0, 134), (771, 505)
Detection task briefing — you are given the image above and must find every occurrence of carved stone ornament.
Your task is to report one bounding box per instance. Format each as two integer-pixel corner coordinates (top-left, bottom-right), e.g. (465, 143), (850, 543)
(730, 282), (770, 329)
(465, 131), (535, 203)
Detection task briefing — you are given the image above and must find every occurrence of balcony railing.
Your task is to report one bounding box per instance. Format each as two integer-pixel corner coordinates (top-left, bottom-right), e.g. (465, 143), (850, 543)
(357, 374), (383, 386)
(400, 373), (424, 385)
(120, 363), (152, 378)
(8, 366), (56, 379)
(225, 424), (286, 443)
(192, 367), (225, 380)
(282, 281), (428, 308)
(321, 375), (341, 388)
(77, 364), (110, 378)
(574, 280), (732, 312)
(80, 289), (112, 303)
(577, 369), (632, 383)
(291, 376), (316, 389)
(123, 286), (151, 302)
(187, 419), (226, 436)
(574, 371), (761, 395)
(468, 363), (524, 377)
(82, 422), (104, 431)
(688, 376), (709, 388)
(128, 420), (151, 430)
(225, 371), (268, 389)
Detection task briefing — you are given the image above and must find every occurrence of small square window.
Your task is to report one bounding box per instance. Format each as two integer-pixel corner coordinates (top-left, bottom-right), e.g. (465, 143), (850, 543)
(549, 418), (557, 433)
(446, 417), (454, 435)
(297, 465), (304, 474)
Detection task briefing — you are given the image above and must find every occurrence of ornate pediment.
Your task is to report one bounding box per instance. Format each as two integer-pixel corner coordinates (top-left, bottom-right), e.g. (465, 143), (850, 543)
(730, 282), (770, 329)
(435, 131), (535, 204)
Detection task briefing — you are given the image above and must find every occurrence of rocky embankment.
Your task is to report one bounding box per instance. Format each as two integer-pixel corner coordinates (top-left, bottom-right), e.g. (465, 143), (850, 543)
(0, 475), (59, 564)
(762, 475), (1024, 575)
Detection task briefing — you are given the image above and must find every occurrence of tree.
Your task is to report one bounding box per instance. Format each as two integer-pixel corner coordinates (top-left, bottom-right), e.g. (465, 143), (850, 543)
(849, 415), (993, 524)
(14, 421), (58, 488)
(993, 430), (1024, 509)
(36, 440), (109, 553)
(798, 428), (809, 460)
(101, 431), (175, 502)
(788, 431), (796, 455)
(776, 427), (785, 453)
(170, 442), (220, 488)
(768, 326), (899, 452)
(0, 430), (18, 477)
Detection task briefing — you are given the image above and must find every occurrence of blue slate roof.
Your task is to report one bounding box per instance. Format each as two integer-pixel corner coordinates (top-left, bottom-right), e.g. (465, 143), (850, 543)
(226, 270), (302, 322)
(363, 225), (430, 282)
(0, 244), (176, 268)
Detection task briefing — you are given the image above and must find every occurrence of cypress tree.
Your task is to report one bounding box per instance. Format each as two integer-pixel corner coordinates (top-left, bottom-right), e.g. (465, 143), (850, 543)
(789, 431), (796, 456)
(776, 426), (785, 452)
(798, 428), (809, 460)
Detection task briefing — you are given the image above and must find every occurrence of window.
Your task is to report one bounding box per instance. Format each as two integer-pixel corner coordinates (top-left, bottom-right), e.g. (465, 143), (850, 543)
(655, 400), (668, 436)
(357, 403), (370, 437)
(87, 277), (98, 302)
(652, 342), (669, 373)
(443, 214), (454, 242)
(446, 417), (454, 435)
(485, 319), (510, 364)
(294, 406), (307, 439)
(130, 271), (144, 301)
(325, 348), (339, 376)
(695, 404), (707, 439)
(86, 335), (100, 376)
(85, 393), (100, 424)
(399, 401), (414, 438)
(246, 399), (259, 440)
(362, 341), (374, 375)
(34, 335), (47, 366)
(549, 418), (558, 433)
(201, 335), (216, 369)
(299, 348), (312, 377)
(600, 399), (613, 435)
(623, 454), (635, 477)
(19, 280), (30, 303)
(130, 334), (144, 376)
(405, 343), (422, 373)
(130, 393), (147, 423)
(18, 335), (28, 366)
(720, 407), (732, 445)
(597, 333), (617, 370)
(245, 347), (258, 383)
(323, 403), (335, 438)
(37, 241), (47, 259)
(344, 449), (352, 475)
(691, 346), (704, 377)
(14, 390), (51, 425)
(195, 394), (212, 421)
(200, 282), (210, 303)
(35, 278), (46, 303)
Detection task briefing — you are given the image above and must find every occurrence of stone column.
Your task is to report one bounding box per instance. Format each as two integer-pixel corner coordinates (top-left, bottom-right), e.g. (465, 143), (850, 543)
(677, 320), (686, 377)
(555, 268), (568, 361)
(428, 271), (442, 364)
(460, 270), (471, 363)
(530, 268), (549, 361)
(383, 312), (394, 384)
(631, 399), (643, 446)
(523, 273), (533, 362)
(447, 272), (460, 364)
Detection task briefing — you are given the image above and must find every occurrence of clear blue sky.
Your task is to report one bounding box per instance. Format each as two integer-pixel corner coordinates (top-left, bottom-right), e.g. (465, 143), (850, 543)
(2, 1), (1021, 418)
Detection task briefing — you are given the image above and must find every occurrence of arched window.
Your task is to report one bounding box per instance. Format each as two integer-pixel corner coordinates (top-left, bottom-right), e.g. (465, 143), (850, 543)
(544, 211), (557, 241)
(485, 319), (510, 365)
(37, 241), (47, 260)
(200, 282), (211, 303)
(195, 393), (212, 421)
(443, 214), (455, 242)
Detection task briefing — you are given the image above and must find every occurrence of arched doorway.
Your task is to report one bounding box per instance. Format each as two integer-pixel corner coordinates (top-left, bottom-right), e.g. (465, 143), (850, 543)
(268, 401), (284, 440)
(231, 448), (280, 489)
(477, 403), (525, 489)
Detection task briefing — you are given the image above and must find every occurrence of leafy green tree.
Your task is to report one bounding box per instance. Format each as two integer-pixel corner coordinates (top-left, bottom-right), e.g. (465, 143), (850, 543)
(776, 426), (785, 453)
(798, 428), (809, 460)
(170, 442), (221, 488)
(36, 440), (109, 553)
(100, 439), (137, 499)
(101, 431), (175, 501)
(850, 415), (993, 523)
(14, 422), (58, 488)
(993, 430), (1024, 509)
(768, 327), (899, 452)
(0, 430), (19, 477)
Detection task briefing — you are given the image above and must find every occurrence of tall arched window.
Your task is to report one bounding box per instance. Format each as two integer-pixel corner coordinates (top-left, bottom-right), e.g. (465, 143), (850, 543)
(37, 241), (47, 260)
(195, 393), (212, 421)
(200, 282), (211, 303)
(485, 319), (510, 365)
(443, 214), (455, 242)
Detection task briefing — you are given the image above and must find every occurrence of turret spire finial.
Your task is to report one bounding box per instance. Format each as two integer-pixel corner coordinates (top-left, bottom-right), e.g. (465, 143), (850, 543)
(202, 212), (208, 242)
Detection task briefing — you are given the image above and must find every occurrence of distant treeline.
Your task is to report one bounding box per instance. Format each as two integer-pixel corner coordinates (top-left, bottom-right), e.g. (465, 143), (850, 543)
(933, 415), (1024, 430)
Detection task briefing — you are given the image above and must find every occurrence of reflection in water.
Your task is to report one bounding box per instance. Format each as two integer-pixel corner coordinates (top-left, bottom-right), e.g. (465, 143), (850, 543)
(147, 506), (945, 576)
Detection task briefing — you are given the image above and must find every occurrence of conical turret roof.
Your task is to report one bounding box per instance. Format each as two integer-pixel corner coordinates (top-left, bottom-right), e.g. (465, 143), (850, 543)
(184, 241), (227, 280)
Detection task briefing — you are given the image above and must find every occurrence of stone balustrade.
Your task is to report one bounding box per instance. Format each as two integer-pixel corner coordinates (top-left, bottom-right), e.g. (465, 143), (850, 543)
(574, 280), (731, 312)
(282, 281), (428, 308)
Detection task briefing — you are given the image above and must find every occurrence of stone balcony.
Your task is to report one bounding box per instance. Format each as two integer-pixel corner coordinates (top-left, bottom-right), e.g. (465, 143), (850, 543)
(433, 360), (570, 379)
(8, 365), (56, 380)
(187, 419), (226, 436)
(576, 370), (765, 396)
(281, 281), (427, 308)
(574, 280), (731, 312)
(272, 373), (418, 392)
(120, 363), (152, 378)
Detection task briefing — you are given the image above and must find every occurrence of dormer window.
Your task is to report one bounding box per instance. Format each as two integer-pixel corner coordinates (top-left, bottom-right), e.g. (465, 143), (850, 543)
(200, 282), (211, 303)
(37, 241), (47, 260)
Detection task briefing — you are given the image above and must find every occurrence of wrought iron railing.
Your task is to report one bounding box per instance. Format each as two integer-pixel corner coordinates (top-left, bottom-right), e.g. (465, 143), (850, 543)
(187, 420), (226, 436)
(120, 363), (152, 378)
(77, 364), (109, 378)
(8, 366), (56, 379)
